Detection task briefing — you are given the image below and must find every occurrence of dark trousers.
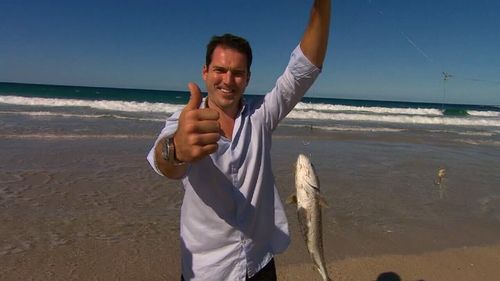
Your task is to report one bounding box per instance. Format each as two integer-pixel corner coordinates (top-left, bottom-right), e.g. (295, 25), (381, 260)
(181, 258), (277, 281)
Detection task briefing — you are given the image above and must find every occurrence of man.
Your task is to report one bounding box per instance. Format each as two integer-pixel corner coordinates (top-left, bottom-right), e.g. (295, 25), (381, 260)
(147, 1), (330, 280)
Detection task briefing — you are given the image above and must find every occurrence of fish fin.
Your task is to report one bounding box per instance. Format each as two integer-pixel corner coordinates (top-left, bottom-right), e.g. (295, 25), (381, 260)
(319, 195), (329, 208)
(286, 193), (297, 205)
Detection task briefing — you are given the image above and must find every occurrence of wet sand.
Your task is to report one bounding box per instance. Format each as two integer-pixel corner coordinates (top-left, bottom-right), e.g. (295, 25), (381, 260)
(1, 119), (500, 280)
(279, 243), (500, 281)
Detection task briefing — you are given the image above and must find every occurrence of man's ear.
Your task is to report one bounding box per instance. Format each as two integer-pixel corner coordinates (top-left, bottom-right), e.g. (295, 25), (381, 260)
(202, 65), (208, 81)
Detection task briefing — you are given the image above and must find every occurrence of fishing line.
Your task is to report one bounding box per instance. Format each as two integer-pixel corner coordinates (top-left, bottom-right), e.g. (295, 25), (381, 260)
(399, 31), (434, 64)
(365, 0), (500, 108)
(452, 76), (500, 86)
(366, 0), (500, 86)
(366, 0), (453, 107)
(366, 0), (437, 67)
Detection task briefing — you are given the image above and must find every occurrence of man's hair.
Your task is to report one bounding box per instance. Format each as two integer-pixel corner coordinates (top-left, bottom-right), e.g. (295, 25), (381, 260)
(206, 33), (252, 73)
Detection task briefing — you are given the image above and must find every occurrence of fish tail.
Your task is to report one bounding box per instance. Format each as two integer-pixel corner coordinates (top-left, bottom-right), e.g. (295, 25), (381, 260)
(314, 263), (331, 281)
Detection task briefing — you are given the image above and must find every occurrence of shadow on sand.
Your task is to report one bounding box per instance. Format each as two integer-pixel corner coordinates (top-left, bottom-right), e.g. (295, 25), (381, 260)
(376, 272), (401, 281)
(376, 271), (426, 281)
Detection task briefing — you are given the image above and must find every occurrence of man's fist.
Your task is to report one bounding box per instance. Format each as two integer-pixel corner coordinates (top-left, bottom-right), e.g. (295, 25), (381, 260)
(174, 83), (220, 163)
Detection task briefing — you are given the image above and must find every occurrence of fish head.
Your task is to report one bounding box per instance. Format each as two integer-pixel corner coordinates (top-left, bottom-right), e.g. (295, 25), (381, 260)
(295, 154), (320, 191)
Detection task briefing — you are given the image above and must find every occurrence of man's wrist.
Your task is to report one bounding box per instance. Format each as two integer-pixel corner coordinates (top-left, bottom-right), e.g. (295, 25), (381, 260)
(162, 136), (185, 166)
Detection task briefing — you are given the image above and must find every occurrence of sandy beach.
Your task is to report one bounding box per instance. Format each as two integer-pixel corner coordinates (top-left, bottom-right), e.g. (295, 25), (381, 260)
(1, 111), (500, 281)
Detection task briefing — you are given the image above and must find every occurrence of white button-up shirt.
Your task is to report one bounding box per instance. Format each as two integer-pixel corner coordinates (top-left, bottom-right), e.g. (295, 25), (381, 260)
(147, 45), (320, 281)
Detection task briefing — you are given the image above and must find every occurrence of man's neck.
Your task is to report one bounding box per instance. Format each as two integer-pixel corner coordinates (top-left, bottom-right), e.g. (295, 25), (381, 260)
(206, 97), (241, 120)
(206, 97), (241, 139)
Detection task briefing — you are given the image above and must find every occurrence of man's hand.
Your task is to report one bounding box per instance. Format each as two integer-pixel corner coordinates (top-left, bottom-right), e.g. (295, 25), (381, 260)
(174, 83), (221, 163)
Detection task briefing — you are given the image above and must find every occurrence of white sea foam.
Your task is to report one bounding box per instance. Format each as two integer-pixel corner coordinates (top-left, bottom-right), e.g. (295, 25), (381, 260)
(457, 139), (500, 146)
(0, 95), (183, 114)
(283, 123), (404, 133)
(468, 110), (500, 117)
(287, 110), (500, 127)
(2, 95), (499, 128)
(295, 102), (443, 116)
(0, 133), (153, 139)
(0, 110), (164, 122)
(456, 131), (495, 137)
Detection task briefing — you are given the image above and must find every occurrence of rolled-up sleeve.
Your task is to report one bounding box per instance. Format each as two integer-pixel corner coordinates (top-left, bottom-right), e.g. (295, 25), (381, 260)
(260, 45), (322, 131)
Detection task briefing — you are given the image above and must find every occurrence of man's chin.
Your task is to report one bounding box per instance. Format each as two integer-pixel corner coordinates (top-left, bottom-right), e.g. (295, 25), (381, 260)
(219, 92), (241, 102)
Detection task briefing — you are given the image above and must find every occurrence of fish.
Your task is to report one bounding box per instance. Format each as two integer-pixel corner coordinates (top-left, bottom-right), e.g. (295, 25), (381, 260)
(435, 168), (447, 199)
(436, 168), (446, 185)
(287, 154), (331, 281)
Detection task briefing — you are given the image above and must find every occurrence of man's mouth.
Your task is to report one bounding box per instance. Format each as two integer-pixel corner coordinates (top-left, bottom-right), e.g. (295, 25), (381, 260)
(218, 87), (234, 94)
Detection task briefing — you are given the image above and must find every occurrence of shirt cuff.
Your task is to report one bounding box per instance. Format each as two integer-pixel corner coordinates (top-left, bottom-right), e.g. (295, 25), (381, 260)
(288, 44), (322, 79)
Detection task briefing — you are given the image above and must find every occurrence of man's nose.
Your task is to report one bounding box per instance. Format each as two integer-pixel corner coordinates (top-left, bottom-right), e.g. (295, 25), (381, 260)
(223, 71), (234, 84)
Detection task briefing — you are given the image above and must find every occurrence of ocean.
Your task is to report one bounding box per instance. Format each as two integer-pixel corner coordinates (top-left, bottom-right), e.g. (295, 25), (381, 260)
(1, 82), (500, 279)
(1, 82), (499, 145)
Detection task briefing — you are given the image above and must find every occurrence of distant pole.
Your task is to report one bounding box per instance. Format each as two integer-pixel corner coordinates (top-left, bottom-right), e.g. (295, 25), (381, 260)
(442, 72), (452, 111)
(442, 73), (446, 111)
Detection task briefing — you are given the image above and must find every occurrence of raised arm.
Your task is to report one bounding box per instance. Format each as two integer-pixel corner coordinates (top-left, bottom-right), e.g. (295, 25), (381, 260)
(300, 0), (331, 68)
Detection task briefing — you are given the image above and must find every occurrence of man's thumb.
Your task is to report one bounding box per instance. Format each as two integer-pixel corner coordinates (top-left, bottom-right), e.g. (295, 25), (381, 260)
(184, 82), (203, 111)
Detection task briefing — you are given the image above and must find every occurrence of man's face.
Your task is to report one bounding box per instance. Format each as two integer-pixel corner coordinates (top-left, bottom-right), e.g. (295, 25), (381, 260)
(203, 46), (250, 114)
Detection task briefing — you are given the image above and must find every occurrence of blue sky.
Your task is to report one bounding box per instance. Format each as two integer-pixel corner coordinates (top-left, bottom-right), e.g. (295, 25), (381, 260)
(1, 0), (499, 105)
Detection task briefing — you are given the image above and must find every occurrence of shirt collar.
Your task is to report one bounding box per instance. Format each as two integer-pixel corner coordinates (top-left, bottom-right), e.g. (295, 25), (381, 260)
(200, 96), (248, 117)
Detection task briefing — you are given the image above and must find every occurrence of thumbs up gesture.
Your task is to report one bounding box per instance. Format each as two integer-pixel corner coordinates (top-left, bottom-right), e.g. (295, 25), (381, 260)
(174, 83), (221, 163)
